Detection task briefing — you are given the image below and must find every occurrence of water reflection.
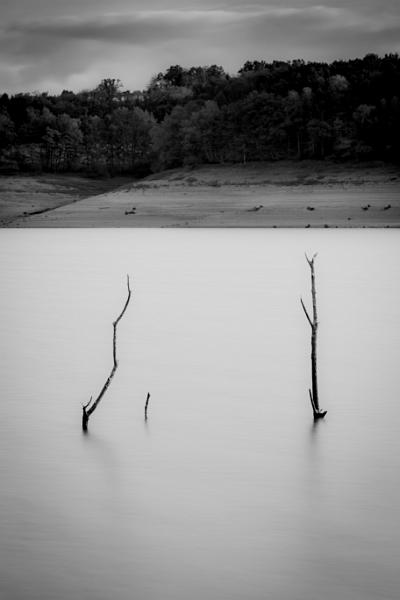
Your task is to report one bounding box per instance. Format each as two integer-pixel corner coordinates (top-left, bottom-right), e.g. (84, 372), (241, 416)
(80, 428), (121, 487)
(309, 417), (326, 441)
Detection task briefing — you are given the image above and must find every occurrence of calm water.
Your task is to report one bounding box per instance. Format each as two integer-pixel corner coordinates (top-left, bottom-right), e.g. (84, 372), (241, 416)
(0, 229), (399, 600)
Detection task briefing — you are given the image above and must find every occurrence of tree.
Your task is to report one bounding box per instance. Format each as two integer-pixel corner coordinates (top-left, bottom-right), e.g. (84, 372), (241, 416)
(108, 107), (154, 173)
(151, 105), (186, 169)
(284, 90), (305, 158)
(40, 113), (83, 171)
(81, 115), (106, 173)
(94, 78), (123, 116)
(82, 277), (132, 431)
(352, 104), (377, 157)
(307, 119), (332, 158)
(0, 112), (15, 149)
(2, 54), (400, 171)
(300, 254), (327, 420)
(180, 101), (225, 164)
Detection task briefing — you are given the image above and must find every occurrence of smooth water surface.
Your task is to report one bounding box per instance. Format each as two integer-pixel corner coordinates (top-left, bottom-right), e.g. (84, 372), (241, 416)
(0, 229), (399, 600)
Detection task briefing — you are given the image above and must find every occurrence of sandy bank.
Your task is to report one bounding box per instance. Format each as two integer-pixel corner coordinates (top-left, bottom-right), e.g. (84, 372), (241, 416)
(0, 174), (132, 227)
(2, 161), (400, 228)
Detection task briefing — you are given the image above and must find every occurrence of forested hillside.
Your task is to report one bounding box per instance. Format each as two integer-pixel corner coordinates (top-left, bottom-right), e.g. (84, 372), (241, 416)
(1, 54), (399, 176)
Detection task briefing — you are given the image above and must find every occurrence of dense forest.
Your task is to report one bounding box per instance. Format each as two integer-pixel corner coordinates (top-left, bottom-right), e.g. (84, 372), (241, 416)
(1, 54), (399, 176)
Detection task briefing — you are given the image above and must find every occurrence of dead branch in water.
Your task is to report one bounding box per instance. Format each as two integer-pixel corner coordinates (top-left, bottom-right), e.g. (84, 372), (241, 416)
(144, 392), (151, 420)
(301, 254), (327, 420)
(82, 275), (132, 431)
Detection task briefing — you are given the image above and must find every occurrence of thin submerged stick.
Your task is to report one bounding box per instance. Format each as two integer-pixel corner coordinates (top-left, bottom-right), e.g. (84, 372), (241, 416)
(82, 275), (132, 431)
(144, 392), (151, 421)
(300, 254), (327, 420)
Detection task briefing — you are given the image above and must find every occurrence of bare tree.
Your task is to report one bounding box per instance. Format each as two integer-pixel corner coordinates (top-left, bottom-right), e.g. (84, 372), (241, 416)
(82, 276), (132, 430)
(300, 254), (327, 420)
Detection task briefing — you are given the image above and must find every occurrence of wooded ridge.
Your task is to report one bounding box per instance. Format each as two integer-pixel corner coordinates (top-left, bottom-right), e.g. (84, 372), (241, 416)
(1, 54), (399, 176)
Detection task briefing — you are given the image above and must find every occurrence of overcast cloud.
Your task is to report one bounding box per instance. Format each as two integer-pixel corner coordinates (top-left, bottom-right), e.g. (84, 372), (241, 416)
(0, 0), (399, 94)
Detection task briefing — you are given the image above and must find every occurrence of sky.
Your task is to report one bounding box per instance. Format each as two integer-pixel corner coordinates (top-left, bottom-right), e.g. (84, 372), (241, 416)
(0, 0), (399, 95)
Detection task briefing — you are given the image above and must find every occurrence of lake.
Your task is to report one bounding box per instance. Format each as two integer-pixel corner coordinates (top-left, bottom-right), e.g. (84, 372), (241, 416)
(0, 228), (399, 600)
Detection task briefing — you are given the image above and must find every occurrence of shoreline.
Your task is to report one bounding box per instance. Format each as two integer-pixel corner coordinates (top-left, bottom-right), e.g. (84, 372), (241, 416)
(1, 162), (399, 228)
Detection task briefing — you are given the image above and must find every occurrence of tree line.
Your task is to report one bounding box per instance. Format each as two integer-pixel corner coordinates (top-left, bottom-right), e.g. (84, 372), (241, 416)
(1, 53), (399, 176)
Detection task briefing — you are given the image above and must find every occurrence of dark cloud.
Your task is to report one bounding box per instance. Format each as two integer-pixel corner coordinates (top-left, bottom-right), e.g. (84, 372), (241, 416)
(3, 6), (397, 53)
(0, 3), (399, 93)
(6, 14), (185, 45)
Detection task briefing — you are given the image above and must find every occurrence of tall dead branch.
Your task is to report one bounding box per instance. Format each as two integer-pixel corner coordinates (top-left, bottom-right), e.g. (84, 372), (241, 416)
(301, 254), (327, 420)
(82, 275), (132, 431)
